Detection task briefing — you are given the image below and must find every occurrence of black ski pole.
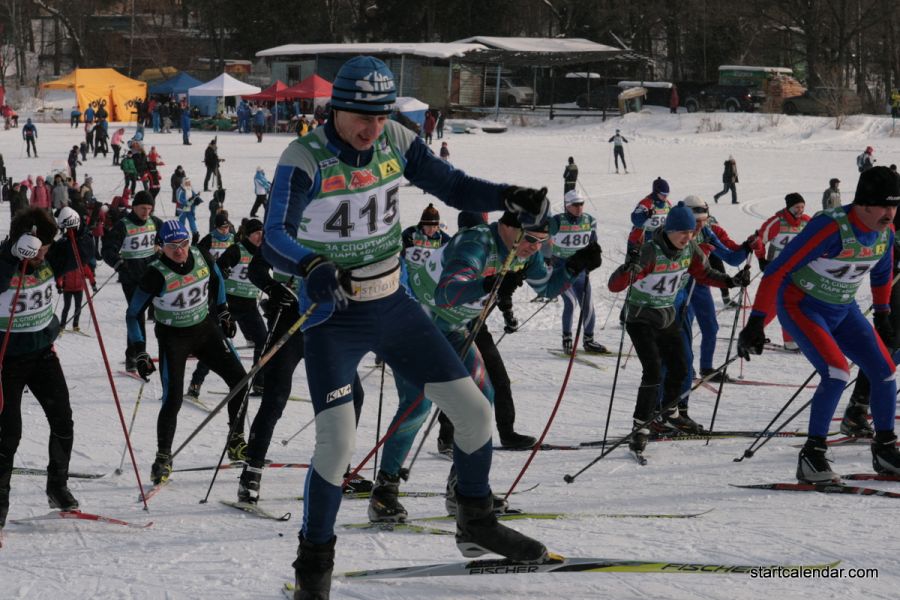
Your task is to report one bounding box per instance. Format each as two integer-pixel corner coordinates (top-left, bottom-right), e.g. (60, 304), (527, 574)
(597, 279), (635, 454)
(564, 355), (740, 484)
(495, 295), (553, 347)
(373, 362), (386, 475)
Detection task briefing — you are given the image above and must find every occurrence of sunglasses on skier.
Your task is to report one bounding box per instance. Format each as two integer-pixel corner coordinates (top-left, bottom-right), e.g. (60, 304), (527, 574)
(522, 232), (548, 245)
(164, 239), (190, 251)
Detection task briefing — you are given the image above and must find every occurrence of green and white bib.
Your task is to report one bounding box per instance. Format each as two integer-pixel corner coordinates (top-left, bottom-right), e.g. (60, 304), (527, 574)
(0, 263), (56, 332)
(403, 229), (446, 285)
(551, 213), (595, 259)
(645, 203), (670, 233)
(629, 244), (692, 309)
(225, 244), (261, 299)
(120, 217), (158, 260)
(767, 215), (805, 260)
(790, 209), (889, 305)
(151, 247), (211, 327)
(294, 133), (405, 269)
(209, 233), (234, 260)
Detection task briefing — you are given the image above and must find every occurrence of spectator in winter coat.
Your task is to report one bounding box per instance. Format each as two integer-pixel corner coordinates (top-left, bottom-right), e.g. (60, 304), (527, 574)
(121, 152), (138, 194)
(110, 189), (131, 213)
(52, 175), (69, 211)
(70, 107), (81, 127)
(857, 146), (875, 172)
(203, 139), (222, 190)
(439, 142), (450, 161)
(88, 202), (108, 255)
(57, 260), (97, 331)
(250, 167), (271, 218)
(712, 156), (739, 204)
(436, 110), (445, 139)
(822, 178), (842, 210)
(30, 176), (50, 210)
(159, 102), (172, 133)
(176, 178), (202, 242)
(181, 109), (191, 145)
(423, 111), (436, 144)
(92, 124), (109, 157)
(170, 165), (185, 206)
(111, 128), (125, 165)
(22, 118), (37, 157)
(84, 106), (95, 124)
(67, 146), (82, 183)
(670, 85), (679, 114)
(148, 146), (164, 166)
(563, 156), (578, 194)
(9, 182), (28, 217)
(252, 109), (266, 143)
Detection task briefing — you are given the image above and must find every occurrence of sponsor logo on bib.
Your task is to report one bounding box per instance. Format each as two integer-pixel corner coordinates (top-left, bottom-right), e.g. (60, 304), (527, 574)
(349, 169), (378, 190)
(322, 175), (346, 193)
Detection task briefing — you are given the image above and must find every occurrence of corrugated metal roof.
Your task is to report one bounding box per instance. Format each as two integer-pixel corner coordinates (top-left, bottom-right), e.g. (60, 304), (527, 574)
(453, 36), (622, 54)
(256, 42), (487, 59)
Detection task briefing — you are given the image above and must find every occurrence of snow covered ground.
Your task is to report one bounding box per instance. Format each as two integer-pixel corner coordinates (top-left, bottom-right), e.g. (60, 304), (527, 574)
(1, 109), (899, 599)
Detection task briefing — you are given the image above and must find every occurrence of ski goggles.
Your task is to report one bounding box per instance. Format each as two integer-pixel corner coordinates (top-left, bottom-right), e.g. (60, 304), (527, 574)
(164, 239), (190, 251)
(522, 232), (549, 245)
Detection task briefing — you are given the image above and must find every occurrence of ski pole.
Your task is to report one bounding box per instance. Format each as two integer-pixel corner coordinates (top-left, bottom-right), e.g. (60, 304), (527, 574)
(170, 303), (317, 461)
(564, 355), (740, 484)
(706, 266), (751, 443)
(373, 362), (386, 475)
(346, 230), (526, 486)
(595, 282), (634, 460)
(115, 381), (145, 475)
(66, 228), (149, 510)
(0, 259), (29, 415)
(599, 295), (619, 330)
(280, 413), (316, 447)
(495, 295), (553, 346)
(504, 280), (590, 498)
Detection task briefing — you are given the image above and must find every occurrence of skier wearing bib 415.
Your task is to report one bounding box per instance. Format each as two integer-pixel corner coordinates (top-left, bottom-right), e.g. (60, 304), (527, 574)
(627, 177), (671, 253)
(551, 189), (607, 353)
(754, 193), (811, 350)
(101, 190), (163, 372)
(738, 167), (900, 483)
(262, 56), (554, 600)
(0, 207), (92, 529)
(125, 220), (249, 484)
(609, 202), (749, 453)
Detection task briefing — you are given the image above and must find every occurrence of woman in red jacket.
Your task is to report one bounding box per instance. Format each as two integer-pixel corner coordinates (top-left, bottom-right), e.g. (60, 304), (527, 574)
(57, 261), (96, 332)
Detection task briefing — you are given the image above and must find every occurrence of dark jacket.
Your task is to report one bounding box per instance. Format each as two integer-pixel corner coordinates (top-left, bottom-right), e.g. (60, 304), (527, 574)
(204, 145), (220, 169)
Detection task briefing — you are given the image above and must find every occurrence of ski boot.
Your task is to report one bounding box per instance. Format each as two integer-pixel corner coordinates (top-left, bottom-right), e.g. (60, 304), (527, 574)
(629, 420), (649, 453)
(342, 467), (373, 494)
(454, 488), (547, 561)
(46, 481), (79, 511)
(582, 336), (608, 354)
(367, 470), (408, 523)
(660, 407), (704, 434)
(125, 351), (137, 374)
(238, 463), (264, 505)
(561, 334), (573, 354)
(840, 399), (874, 438)
(185, 382), (201, 400)
(0, 467), (11, 528)
(250, 384), (264, 397)
(226, 433), (249, 462)
(700, 367), (733, 384)
(783, 341), (800, 352)
(151, 451), (173, 485)
(871, 431), (900, 475)
(797, 437), (838, 483)
(72, 326), (80, 333)
(498, 430), (537, 450)
(445, 467), (508, 516)
(292, 534), (336, 600)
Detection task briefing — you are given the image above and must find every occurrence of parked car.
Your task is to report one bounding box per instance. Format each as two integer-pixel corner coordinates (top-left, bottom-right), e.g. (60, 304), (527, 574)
(483, 73), (537, 106)
(781, 87), (862, 116)
(683, 85), (762, 113)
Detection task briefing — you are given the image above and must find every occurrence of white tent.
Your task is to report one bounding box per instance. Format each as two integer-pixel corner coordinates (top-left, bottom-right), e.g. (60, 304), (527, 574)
(187, 73), (261, 97)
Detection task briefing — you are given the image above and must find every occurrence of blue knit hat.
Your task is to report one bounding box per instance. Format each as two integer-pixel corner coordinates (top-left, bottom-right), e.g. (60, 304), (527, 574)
(331, 56), (397, 115)
(159, 219), (189, 244)
(653, 177), (670, 195)
(665, 201), (696, 232)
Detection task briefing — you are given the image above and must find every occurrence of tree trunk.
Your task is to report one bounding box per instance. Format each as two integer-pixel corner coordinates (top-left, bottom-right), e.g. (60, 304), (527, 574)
(31, 0), (87, 66)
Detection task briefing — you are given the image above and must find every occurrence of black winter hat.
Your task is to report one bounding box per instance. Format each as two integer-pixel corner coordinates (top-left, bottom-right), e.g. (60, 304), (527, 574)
(853, 166), (900, 206)
(132, 190), (155, 208)
(242, 217), (263, 236)
(784, 193), (805, 209)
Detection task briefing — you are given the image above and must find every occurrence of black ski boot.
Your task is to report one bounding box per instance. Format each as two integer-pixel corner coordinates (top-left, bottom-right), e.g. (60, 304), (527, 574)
(871, 431), (900, 475)
(629, 420), (649, 453)
(797, 437), (838, 483)
(454, 489), (548, 561)
(46, 481), (79, 511)
(368, 470), (408, 523)
(700, 367), (733, 384)
(436, 437), (453, 457)
(292, 534), (335, 600)
(583, 336), (608, 354)
(342, 466), (373, 494)
(840, 400), (873, 438)
(562, 334), (573, 354)
(226, 432), (249, 462)
(238, 463), (264, 504)
(185, 382), (201, 400)
(151, 451), (172, 485)
(445, 467), (508, 516)
(499, 430), (537, 449)
(661, 407), (704, 434)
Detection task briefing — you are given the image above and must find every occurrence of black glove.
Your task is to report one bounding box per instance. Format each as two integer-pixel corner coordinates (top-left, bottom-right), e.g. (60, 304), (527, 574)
(56, 285), (64, 295)
(502, 310), (519, 334)
(758, 257), (770, 272)
(268, 281), (298, 308)
(725, 265), (751, 288)
(874, 312), (895, 349)
(737, 314), (768, 360)
(566, 241), (603, 275)
(218, 308), (236, 338)
(91, 282), (98, 293)
(135, 352), (156, 381)
(498, 270), (526, 298)
(741, 233), (759, 254)
(502, 186), (550, 228)
(301, 254), (352, 309)
(481, 274), (499, 293)
(624, 248), (642, 277)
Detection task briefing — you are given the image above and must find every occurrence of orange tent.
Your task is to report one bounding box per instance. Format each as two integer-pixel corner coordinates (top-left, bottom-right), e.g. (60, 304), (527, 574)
(42, 68), (146, 121)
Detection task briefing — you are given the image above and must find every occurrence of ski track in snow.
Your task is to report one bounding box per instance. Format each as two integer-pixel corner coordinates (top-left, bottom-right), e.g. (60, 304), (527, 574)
(0, 109), (898, 598)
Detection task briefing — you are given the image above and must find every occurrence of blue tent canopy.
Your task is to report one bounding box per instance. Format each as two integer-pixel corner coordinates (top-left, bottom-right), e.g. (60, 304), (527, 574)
(149, 72), (216, 117)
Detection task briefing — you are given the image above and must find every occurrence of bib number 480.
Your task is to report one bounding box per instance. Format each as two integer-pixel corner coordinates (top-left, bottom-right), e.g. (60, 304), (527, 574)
(324, 187), (399, 238)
